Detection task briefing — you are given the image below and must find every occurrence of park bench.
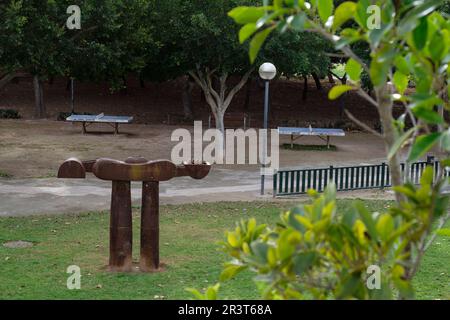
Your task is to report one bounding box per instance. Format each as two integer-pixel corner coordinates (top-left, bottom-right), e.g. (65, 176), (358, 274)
(208, 112), (250, 130)
(66, 113), (134, 134)
(278, 126), (346, 149)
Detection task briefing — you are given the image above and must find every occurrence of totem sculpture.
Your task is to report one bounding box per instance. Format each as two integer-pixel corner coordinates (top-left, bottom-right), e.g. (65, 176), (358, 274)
(58, 157), (211, 272)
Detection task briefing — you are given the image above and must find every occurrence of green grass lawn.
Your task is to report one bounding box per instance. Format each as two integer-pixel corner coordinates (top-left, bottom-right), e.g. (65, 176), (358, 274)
(0, 200), (448, 300)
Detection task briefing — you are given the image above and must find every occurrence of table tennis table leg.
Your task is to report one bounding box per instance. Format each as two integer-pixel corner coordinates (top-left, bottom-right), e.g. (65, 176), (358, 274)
(327, 136), (330, 149)
(82, 122), (86, 134)
(114, 123), (119, 135)
(291, 134), (294, 149)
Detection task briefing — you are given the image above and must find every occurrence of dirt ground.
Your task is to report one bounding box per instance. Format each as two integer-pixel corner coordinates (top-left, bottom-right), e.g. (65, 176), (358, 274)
(0, 119), (388, 179)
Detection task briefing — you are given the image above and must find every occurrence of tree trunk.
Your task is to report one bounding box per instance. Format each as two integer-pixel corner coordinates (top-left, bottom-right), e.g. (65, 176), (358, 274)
(327, 72), (335, 84)
(375, 85), (403, 203)
(140, 77), (146, 88)
(182, 76), (195, 120)
(214, 109), (225, 136)
(121, 76), (128, 94)
(339, 75), (348, 118)
(302, 76), (308, 100)
(311, 72), (322, 91)
(33, 75), (46, 119)
(243, 78), (252, 111)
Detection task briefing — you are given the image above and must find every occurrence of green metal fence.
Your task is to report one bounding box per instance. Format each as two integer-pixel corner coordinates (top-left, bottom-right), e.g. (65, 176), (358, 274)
(273, 157), (447, 197)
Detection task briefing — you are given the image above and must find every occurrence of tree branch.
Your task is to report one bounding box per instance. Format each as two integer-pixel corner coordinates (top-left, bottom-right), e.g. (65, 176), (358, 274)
(356, 87), (378, 108)
(222, 68), (254, 111)
(344, 110), (383, 137)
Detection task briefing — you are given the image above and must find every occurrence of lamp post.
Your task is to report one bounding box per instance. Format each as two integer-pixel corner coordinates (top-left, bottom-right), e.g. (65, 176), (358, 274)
(259, 63), (277, 195)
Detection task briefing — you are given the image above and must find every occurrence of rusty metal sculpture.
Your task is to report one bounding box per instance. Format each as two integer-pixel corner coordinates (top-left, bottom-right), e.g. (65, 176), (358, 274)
(58, 157), (211, 272)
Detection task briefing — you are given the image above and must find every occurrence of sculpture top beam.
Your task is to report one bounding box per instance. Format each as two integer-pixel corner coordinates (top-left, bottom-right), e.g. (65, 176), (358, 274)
(57, 157), (211, 182)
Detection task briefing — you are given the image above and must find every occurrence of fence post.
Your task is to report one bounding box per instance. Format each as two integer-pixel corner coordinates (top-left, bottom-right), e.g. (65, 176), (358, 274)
(380, 162), (386, 190)
(426, 154), (436, 183)
(273, 172), (277, 198)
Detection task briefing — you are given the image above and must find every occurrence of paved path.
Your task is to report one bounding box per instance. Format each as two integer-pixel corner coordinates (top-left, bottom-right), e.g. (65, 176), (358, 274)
(0, 168), (276, 217)
(0, 164), (396, 217)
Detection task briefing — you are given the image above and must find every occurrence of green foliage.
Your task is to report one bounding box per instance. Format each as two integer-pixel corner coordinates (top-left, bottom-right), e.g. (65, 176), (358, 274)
(195, 176), (447, 299)
(0, 0), (156, 88)
(263, 31), (332, 78)
(143, 0), (258, 82)
(0, 109), (20, 119)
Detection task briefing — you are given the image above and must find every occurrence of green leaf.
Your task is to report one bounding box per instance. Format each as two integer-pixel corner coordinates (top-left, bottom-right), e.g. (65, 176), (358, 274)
(398, 0), (442, 35)
(393, 71), (409, 94)
(412, 17), (428, 50)
(354, 0), (370, 29)
(328, 85), (354, 100)
(227, 232), (239, 247)
(249, 27), (273, 63)
(335, 272), (361, 299)
(376, 214), (394, 242)
(290, 12), (307, 31)
(239, 23), (258, 43)
(292, 252), (316, 274)
(394, 56), (411, 75)
(353, 201), (378, 242)
(408, 133), (442, 162)
(317, 0), (334, 24)
(220, 265), (246, 281)
(228, 6), (268, 24)
(345, 58), (362, 82)
(412, 106), (444, 124)
(250, 241), (269, 263)
(429, 32), (447, 63)
(332, 2), (356, 30)
(370, 58), (389, 87)
(420, 166), (434, 186)
(205, 283), (220, 300)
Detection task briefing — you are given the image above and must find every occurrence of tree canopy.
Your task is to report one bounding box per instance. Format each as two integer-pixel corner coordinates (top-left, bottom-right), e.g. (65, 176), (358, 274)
(0, 0), (337, 122)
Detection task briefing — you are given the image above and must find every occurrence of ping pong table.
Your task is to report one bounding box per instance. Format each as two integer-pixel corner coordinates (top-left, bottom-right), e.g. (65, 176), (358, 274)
(66, 113), (134, 134)
(278, 127), (346, 149)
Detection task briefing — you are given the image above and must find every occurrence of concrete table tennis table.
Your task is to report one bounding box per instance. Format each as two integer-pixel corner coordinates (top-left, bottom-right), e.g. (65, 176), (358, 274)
(66, 113), (134, 134)
(278, 127), (346, 149)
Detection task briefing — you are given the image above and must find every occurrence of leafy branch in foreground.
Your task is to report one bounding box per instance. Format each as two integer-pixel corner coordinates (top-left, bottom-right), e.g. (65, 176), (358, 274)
(189, 0), (450, 300)
(191, 174), (449, 300)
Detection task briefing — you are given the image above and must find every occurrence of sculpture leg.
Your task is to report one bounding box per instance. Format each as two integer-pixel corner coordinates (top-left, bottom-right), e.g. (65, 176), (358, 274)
(109, 180), (133, 272)
(140, 181), (160, 271)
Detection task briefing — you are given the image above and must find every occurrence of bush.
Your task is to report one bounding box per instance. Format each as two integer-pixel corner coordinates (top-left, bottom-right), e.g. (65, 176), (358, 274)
(0, 109), (20, 119)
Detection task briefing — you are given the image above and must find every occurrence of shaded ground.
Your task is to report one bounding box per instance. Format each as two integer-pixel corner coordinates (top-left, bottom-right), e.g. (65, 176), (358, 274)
(0, 201), (448, 300)
(0, 76), (385, 128)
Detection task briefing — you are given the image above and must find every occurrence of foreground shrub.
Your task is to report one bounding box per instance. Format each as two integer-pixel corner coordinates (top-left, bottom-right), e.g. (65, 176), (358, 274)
(190, 168), (449, 299)
(0, 109), (20, 119)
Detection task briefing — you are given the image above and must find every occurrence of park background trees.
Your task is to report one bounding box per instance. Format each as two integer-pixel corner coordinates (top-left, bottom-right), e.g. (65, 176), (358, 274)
(0, 0), (155, 118)
(0, 0), (334, 127)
